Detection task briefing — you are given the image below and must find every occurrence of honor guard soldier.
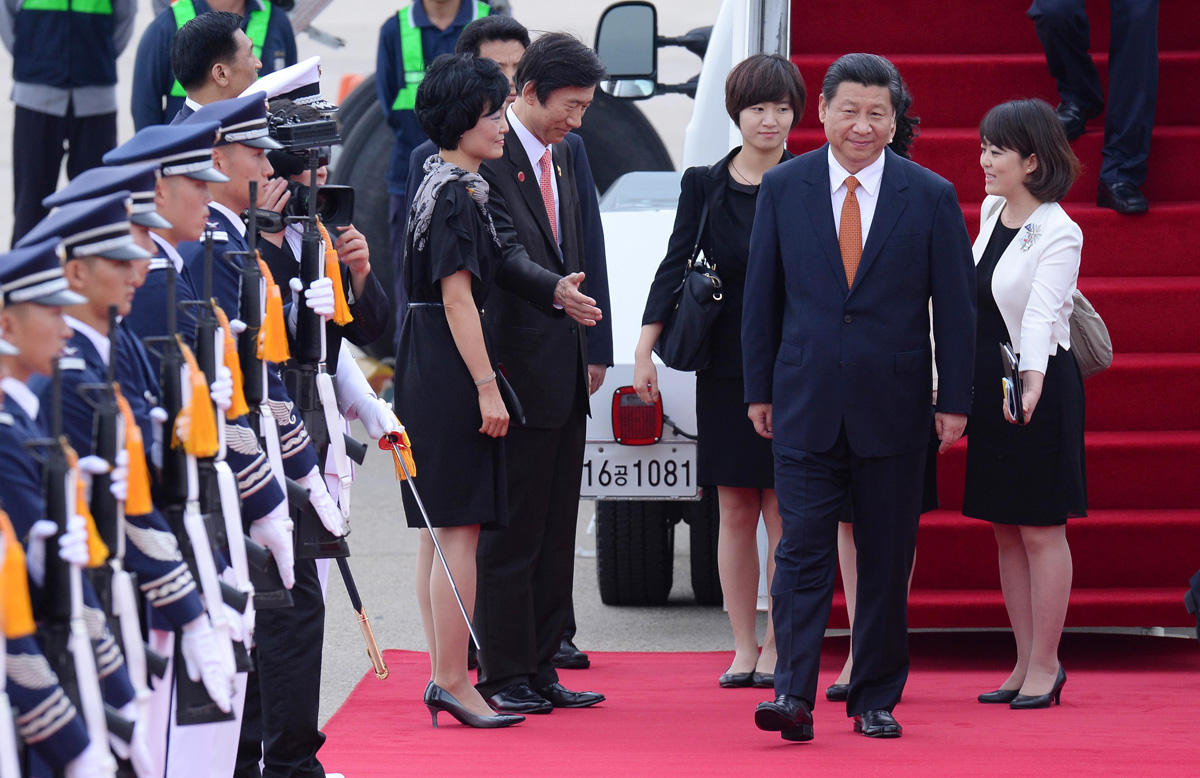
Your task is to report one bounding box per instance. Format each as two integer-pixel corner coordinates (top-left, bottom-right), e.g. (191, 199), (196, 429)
(0, 0), (137, 245)
(0, 238), (147, 776)
(43, 161), (175, 256)
(132, 1), (297, 130)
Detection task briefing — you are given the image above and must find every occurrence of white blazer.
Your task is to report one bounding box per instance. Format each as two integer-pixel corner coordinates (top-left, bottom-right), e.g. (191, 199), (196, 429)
(973, 195), (1082, 375)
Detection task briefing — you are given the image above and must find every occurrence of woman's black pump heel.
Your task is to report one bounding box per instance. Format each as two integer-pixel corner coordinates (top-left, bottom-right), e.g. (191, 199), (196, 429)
(977, 688), (1020, 704)
(1010, 665), (1067, 709)
(424, 682), (525, 729)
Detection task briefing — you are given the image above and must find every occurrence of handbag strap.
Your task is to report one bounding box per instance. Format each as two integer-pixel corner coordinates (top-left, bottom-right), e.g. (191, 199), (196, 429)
(690, 201), (710, 265)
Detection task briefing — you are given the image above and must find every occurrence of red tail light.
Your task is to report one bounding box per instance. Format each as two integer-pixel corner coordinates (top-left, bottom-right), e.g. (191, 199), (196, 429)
(611, 386), (662, 446)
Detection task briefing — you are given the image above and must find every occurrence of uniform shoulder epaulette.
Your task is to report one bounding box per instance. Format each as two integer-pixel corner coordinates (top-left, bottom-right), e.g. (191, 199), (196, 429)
(59, 357), (86, 372)
(0, 412), (12, 426)
(211, 231), (229, 243)
(148, 258), (172, 271)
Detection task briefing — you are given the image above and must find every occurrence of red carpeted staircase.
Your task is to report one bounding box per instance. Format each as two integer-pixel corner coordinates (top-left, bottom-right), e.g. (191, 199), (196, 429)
(789, 0), (1200, 628)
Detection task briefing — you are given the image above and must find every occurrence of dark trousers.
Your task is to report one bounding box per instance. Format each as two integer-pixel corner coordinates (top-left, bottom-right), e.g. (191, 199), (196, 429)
(1028, 0), (1159, 185)
(771, 426), (925, 716)
(475, 397), (587, 696)
(12, 104), (116, 246)
(388, 193), (408, 348)
(235, 557), (326, 778)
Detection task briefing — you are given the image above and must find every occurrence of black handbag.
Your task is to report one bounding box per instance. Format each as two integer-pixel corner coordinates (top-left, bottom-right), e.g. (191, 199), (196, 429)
(653, 200), (723, 371)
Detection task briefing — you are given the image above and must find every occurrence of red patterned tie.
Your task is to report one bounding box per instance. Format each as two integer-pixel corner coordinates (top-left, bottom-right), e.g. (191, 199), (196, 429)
(539, 148), (558, 243)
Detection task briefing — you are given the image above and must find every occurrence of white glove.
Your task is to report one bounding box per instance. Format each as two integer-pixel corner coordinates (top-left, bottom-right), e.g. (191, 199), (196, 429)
(109, 700), (154, 778)
(109, 449), (129, 503)
(289, 276), (335, 323)
(349, 395), (400, 440)
(25, 520), (57, 589)
(209, 365), (233, 413)
(64, 741), (111, 778)
(222, 602), (246, 644)
(58, 513), (90, 568)
(297, 466), (343, 537)
(228, 318), (248, 336)
(250, 499), (295, 589)
(149, 407), (168, 469)
(76, 454), (108, 504)
(180, 616), (234, 714)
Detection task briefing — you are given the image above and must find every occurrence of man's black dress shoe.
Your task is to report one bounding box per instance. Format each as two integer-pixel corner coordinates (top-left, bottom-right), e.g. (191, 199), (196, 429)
(1098, 181), (1149, 214)
(551, 638), (590, 669)
(1055, 101), (1102, 141)
(751, 672), (774, 689)
(825, 683), (849, 702)
(754, 695), (814, 742)
(853, 709), (902, 738)
(719, 671), (754, 688)
(486, 684), (553, 715)
(535, 682), (605, 708)
(977, 688), (1020, 704)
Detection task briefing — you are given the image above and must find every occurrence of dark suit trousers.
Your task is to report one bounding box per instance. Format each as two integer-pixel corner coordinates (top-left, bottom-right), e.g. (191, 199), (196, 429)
(235, 557), (326, 778)
(475, 394), (587, 696)
(12, 104), (116, 246)
(771, 425), (925, 716)
(1028, 0), (1159, 185)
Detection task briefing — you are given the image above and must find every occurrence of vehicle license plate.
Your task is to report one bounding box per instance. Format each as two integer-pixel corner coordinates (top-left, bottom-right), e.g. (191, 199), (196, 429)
(580, 441), (699, 499)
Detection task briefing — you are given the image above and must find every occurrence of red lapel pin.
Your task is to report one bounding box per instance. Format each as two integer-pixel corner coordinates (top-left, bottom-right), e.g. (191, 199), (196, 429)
(517, 171), (525, 182)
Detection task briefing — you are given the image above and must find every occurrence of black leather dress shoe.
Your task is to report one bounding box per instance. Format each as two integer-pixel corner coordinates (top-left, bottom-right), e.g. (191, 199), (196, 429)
(535, 682), (605, 708)
(1055, 101), (1102, 141)
(719, 671), (754, 688)
(486, 684), (553, 715)
(977, 688), (1020, 704)
(551, 638), (590, 669)
(853, 709), (902, 738)
(825, 683), (849, 702)
(751, 672), (774, 689)
(1098, 181), (1150, 214)
(754, 695), (814, 742)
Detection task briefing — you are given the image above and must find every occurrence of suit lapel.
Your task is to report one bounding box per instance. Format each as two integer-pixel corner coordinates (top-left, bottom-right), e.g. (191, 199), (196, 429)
(801, 150), (849, 294)
(851, 149), (909, 296)
(507, 139), (560, 257)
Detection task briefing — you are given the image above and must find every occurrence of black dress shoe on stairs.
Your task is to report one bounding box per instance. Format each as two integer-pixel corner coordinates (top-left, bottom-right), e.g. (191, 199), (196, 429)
(1055, 101), (1102, 141)
(551, 638), (590, 669)
(853, 709), (902, 738)
(535, 682), (605, 708)
(825, 683), (849, 702)
(1098, 181), (1149, 214)
(754, 694), (814, 742)
(486, 684), (553, 714)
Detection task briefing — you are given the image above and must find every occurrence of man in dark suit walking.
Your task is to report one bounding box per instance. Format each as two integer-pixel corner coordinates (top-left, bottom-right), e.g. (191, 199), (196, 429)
(742, 53), (976, 741)
(473, 32), (611, 715)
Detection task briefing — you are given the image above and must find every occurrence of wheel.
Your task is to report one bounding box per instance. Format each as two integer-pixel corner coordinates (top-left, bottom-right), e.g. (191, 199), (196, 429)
(574, 90), (674, 194)
(685, 489), (722, 606)
(595, 501), (676, 605)
(335, 73), (379, 147)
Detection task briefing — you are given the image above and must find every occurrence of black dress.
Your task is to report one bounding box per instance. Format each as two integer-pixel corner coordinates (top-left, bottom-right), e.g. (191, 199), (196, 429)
(962, 222), (1087, 526)
(394, 181), (508, 530)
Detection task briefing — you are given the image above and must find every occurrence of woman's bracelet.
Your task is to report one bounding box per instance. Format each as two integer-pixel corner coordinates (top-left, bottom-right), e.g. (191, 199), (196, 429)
(474, 371), (497, 387)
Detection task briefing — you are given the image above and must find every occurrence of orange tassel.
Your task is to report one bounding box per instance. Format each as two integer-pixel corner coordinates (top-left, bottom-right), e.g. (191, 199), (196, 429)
(387, 427), (417, 481)
(1, 509), (36, 639)
(212, 302), (250, 418)
(256, 255), (291, 363)
(62, 441), (110, 567)
(173, 339), (220, 457)
(316, 217), (354, 326)
(114, 387), (153, 516)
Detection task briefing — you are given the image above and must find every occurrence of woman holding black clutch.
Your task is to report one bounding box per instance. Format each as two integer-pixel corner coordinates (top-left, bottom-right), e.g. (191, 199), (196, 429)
(965, 99), (1087, 709)
(633, 54), (805, 688)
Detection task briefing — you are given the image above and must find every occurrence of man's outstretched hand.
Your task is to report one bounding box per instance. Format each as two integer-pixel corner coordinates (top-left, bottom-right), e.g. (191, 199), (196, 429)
(554, 272), (602, 326)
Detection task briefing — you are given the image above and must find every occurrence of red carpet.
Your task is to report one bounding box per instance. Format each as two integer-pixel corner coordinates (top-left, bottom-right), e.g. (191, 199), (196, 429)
(318, 635), (1199, 776)
(787, 0), (1200, 628)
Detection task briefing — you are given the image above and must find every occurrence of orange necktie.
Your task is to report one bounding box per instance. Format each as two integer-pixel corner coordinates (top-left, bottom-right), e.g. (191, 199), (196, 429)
(539, 149), (558, 243)
(839, 175), (862, 287)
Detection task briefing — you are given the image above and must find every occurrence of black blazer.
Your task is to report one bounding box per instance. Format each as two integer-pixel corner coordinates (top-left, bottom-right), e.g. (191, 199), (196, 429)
(481, 136), (591, 430)
(642, 146), (793, 377)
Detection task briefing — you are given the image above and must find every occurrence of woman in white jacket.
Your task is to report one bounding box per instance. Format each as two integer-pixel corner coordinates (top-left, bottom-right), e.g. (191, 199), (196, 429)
(966, 99), (1087, 710)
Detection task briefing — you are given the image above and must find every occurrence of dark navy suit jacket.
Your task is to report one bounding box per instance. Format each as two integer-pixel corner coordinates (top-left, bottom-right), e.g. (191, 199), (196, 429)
(742, 145), (976, 458)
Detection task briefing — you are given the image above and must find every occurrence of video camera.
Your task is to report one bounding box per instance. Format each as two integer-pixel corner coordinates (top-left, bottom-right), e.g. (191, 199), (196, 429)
(266, 109), (355, 228)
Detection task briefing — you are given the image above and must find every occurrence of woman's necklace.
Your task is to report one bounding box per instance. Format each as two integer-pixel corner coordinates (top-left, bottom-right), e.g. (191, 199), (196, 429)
(729, 157), (761, 186)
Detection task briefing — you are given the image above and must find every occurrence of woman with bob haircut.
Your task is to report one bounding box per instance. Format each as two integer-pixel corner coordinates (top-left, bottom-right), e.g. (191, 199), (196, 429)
(634, 53), (805, 689)
(397, 53), (582, 730)
(966, 98), (1087, 710)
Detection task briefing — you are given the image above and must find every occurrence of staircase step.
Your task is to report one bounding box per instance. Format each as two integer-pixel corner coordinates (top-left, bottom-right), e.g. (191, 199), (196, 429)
(958, 203), (1200, 278)
(791, 0), (1199, 57)
(1077, 277), (1200, 353)
(793, 52), (1200, 130)
(1084, 353), (1200, 431)
(937, 431), (1200, 510)
(787, 127), (1200, 205)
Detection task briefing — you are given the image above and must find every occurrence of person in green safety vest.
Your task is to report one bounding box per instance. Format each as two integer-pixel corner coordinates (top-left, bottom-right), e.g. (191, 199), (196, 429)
(131, 0), (296, 131)
(376, 0), (493, 345)
(166, 11), (263, 124)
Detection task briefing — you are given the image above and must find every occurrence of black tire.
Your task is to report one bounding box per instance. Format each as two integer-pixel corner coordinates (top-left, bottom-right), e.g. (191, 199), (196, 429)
(336, 73), (380, 144)
(685, 489), (722, 606)
(595, 501), (675, 605)
(574, 90), (674, 194)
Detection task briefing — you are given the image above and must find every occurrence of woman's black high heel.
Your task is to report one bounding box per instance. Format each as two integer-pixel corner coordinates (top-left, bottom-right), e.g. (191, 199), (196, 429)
(424, 682), (525, 729)
(977, 688), (1020, 704)
(1009, 665), (1067, 709)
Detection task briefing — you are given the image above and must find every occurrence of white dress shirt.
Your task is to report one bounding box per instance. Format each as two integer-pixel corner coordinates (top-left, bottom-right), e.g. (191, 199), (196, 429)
(64, 315), (110, 367)
(828, 146), (885, 249)
(0, 376), (39, 421)
(507, 105), (561, 246)
(150, 231), (185, 273)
